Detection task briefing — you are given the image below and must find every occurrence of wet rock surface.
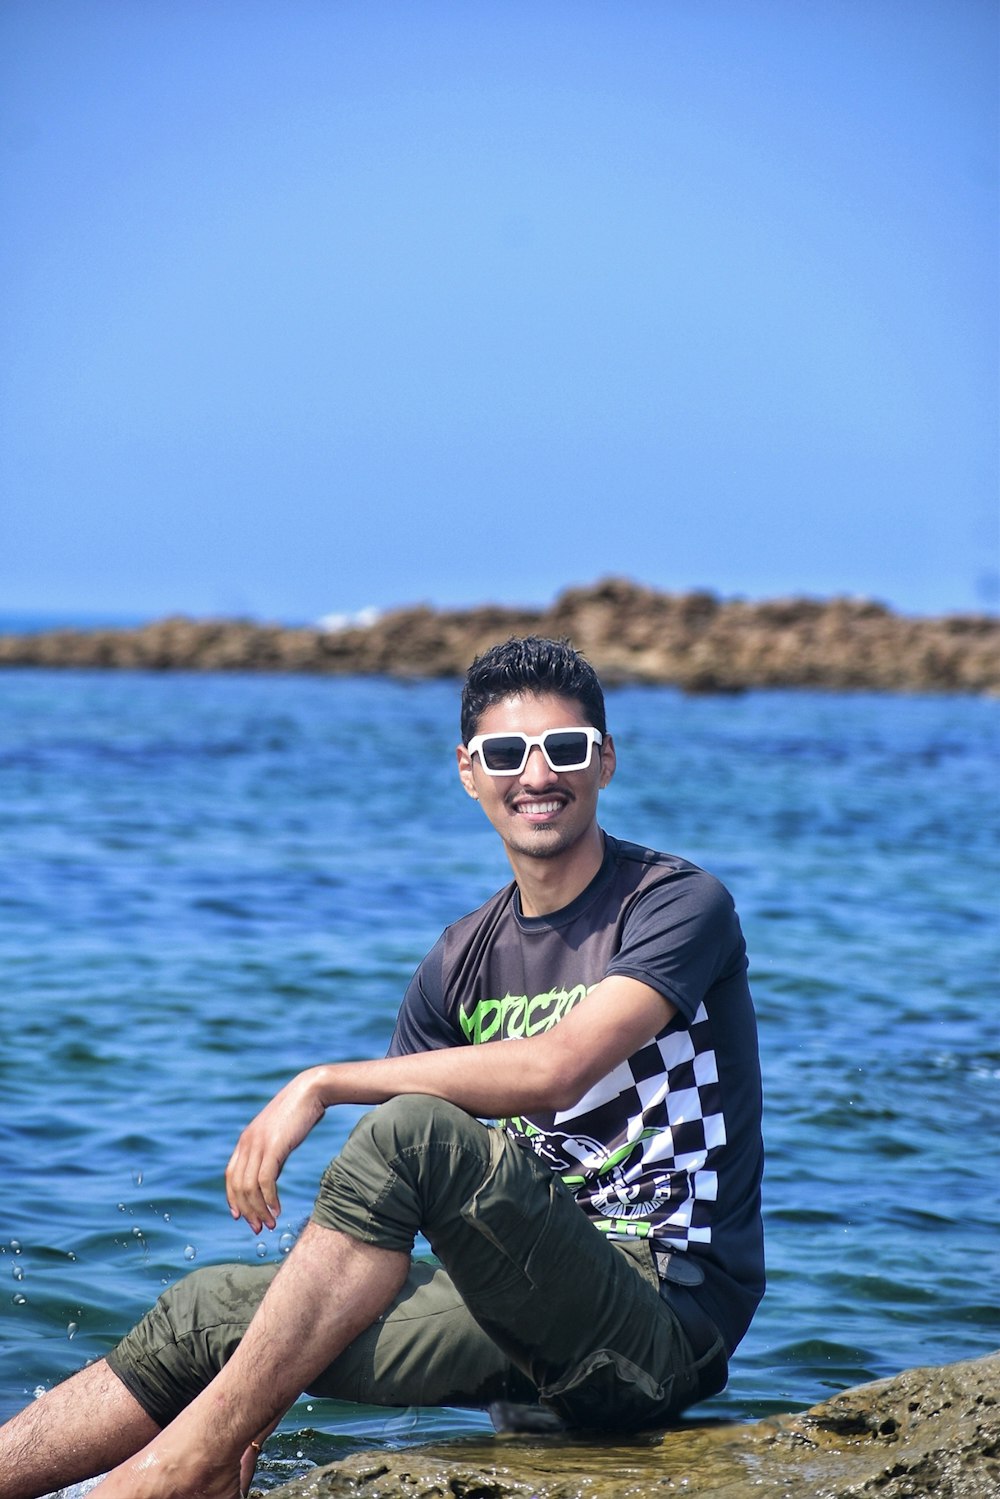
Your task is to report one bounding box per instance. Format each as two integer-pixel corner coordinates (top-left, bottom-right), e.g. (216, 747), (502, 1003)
(3, 579), (997, 693)
(261, 1350), (1000, 1498)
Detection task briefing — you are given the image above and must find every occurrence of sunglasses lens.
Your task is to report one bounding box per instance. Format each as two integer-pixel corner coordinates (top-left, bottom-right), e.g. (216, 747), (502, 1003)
(544, 731), (591, 767)
(480, 735), (529, 772)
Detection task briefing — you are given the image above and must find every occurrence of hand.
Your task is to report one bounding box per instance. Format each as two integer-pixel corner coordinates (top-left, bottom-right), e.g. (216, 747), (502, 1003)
(225, 1069), (327, 1233)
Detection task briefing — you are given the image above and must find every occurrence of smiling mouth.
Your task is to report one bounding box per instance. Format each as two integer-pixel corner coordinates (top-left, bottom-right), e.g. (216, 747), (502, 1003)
(512, 798), (566, 818)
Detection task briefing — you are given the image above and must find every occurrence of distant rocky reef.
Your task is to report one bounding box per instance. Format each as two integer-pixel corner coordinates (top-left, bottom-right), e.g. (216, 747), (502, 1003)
(2, 579), (997, 694)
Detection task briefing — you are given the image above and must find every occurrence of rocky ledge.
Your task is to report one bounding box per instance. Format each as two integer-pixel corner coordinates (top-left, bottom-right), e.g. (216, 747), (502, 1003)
(2, 580), (998, 693)
(262, 1349), (1000, 1498)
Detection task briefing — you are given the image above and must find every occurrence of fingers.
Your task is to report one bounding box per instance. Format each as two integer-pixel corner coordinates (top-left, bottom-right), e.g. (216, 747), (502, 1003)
(223, 1074), (322, 1232)
(225, 1135), (283, 1233)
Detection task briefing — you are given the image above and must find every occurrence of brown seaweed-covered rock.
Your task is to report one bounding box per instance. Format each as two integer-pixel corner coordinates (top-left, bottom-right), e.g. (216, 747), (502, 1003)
(1, 580), (997, 694)
(260, 1349), (1000, 1498)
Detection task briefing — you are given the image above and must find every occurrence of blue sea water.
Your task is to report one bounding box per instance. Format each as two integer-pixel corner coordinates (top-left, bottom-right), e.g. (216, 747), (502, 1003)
(0, 613), (152, 636)
(0, 669), (997, 1490)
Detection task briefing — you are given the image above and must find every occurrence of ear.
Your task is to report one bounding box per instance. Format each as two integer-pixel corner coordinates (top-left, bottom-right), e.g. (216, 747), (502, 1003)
(456, 743), (479, 799)
(597, 733), (616, 789)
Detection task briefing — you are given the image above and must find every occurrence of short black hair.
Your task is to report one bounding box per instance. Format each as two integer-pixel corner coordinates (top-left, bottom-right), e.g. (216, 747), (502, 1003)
(460, 636), (607, 744)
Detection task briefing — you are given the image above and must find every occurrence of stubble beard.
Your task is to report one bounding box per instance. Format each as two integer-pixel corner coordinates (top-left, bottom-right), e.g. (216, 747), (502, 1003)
(502, 812), (584, 862)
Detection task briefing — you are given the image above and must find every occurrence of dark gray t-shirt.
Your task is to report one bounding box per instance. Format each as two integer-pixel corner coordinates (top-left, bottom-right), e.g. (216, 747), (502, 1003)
(388, 833), (764, 1351)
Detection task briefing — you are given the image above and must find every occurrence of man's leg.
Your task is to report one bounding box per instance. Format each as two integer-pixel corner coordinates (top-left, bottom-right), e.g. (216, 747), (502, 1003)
(0, 1252), (525, 1499)
(89, 1228), (409, 1498)
(0, 1358), (158, 1499)
(107, 1258), (528, 1430)
(22, 1095), (704, 1497)
(317, 1095), (706, 1430)
(103, 1093), (705, 1493)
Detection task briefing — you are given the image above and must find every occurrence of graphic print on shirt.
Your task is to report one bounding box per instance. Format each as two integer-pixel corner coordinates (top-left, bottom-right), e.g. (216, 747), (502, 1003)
(505, 1122), (678, 1232)
(458, 984), (592, 1042)
(459, 984), (728, 1249)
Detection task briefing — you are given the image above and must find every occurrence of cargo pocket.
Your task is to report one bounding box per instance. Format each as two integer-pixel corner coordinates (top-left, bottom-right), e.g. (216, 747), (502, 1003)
(454, 1134), (558, 1315)
(538, 1346), (675, 1432)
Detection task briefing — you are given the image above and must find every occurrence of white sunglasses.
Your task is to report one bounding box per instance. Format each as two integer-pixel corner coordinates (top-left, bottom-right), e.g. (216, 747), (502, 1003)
(467, 726), (603, 776)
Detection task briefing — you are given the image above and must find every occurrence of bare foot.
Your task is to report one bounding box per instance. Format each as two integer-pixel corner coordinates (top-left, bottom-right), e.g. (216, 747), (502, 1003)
(88, 1440), (241, 1499)
(239, 1426), (276, 1497)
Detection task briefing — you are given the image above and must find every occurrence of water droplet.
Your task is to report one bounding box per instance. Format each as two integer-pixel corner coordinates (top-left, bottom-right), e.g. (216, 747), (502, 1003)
(117, 1204), (126, 1213)
(163, 1213), (171, 1223)
(12, 1265), (24, 1282)
(132, 1170), (144, 1186)
(306, 1403), (314, 1412)
(279, 1232), (294, 1255)
(67, 1251), (77, 1261)
(255, 1242), (267, 1259)
(32, 1386), (46, 1400)
(10, 1240), (21, 1254)
(67, 1322), (78, 1340)
(184, 1245), (197, 1261)
(12, 1293), (26, 1305)
(131, 1227), (144, 1239)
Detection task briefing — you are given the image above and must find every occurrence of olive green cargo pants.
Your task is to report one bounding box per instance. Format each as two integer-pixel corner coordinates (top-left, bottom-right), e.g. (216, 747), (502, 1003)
(108, 1096), (724, 1430)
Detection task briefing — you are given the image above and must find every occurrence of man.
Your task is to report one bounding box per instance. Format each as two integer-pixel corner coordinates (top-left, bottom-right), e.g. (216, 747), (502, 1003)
(1, 636), (764, 1499)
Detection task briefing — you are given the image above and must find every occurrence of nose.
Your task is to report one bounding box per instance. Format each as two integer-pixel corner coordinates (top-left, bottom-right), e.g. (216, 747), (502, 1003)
(519, 745), (558, 787)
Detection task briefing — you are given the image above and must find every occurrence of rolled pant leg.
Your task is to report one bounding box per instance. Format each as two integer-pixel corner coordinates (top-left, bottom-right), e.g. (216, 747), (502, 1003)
(107, 1261), (282, 1426)
(313, 1095), (703, 1429)
(106, 1256), (528, 1428)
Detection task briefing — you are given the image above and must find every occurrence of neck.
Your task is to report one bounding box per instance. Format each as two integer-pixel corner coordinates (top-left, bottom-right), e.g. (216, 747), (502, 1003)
(509, 825), (606, 917)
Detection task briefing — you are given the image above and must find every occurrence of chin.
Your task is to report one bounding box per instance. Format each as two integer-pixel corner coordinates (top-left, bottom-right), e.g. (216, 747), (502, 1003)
(510, 829), (577, 859)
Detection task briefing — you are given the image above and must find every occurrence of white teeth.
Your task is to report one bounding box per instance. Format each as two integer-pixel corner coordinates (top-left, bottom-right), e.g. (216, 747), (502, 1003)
(519, 800), (561, 815)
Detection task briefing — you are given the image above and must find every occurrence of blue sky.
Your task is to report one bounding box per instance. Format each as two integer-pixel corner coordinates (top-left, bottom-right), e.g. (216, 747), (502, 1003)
(2, 0), (996, 623)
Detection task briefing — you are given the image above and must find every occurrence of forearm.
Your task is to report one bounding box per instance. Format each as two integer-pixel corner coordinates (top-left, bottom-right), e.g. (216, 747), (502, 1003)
(306, 1035), (566, 1120)
(309, 974), (675, 1118)
(310, 970), (678, 1121)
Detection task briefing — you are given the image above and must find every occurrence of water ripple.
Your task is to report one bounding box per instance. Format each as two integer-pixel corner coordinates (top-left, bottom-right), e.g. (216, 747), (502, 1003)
(1, 675), (997, 1487)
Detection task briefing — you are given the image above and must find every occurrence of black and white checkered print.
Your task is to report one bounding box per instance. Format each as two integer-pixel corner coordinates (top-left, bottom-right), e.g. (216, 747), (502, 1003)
(509, 1001), (726, 1250)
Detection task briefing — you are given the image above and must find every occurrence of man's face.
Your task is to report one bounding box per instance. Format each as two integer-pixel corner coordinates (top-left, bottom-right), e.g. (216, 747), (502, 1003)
(457, 692), (615, 865)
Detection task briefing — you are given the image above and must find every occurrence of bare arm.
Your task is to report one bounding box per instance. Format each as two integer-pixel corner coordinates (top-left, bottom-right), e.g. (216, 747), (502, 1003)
(226, 975), (676, 1232)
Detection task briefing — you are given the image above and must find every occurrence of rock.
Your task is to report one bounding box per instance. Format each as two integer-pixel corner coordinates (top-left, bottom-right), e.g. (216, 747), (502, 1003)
(1, 580), (997, 694)
(259, 1350), (1000, 1498)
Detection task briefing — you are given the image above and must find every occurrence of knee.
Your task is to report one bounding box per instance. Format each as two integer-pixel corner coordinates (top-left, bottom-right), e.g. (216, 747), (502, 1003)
(314, 1096), (494, 1246)
(107, 1262), (277, 1426)
(142, 1265), (211, 1331)
(158, 1262), (275, 1334)
(337, 1094), (473, 1169)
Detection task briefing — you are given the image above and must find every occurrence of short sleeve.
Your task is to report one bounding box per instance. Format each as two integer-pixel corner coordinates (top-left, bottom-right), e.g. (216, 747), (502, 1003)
(605, 868), (747, 1023)
(386, 934), (467, 1056)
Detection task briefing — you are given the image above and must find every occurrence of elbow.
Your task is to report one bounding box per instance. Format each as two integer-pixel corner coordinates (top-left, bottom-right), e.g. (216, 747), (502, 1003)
(512, 1031), (599, 1114)
(548, 1080), (587, 1114)
(536, 1053), (595, 1114)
